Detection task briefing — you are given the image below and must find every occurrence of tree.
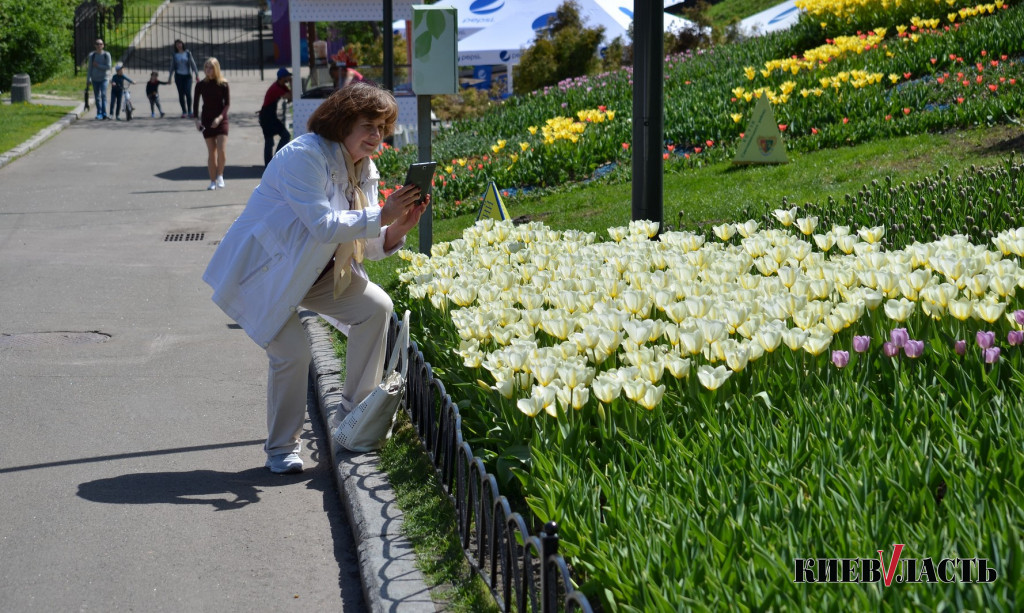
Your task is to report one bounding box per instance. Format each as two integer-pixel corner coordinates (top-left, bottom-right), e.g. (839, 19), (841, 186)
(0, 0), (74, 90)
(513, 1), (605, 95)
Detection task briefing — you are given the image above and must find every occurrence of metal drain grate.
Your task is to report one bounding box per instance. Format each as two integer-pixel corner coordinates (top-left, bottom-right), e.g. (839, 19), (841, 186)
(164, 232), (205, 242)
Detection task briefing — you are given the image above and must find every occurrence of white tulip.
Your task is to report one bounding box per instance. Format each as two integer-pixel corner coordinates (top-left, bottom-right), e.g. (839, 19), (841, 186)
(696, 364), (732, 391)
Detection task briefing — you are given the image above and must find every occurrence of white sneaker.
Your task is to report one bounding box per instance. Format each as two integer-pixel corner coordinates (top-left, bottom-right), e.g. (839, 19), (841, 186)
(215, 176), (225, 188)
(207, 181), (217, 190)
(265, 452), (303, 474)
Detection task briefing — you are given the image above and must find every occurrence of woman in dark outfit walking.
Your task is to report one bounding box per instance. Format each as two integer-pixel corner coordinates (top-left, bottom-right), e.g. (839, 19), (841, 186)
(194, 57), (230, 190)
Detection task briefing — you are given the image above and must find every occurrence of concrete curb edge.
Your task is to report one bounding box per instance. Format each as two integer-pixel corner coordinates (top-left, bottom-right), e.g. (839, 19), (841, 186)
(300, 310), (436, 613)
(0, 102), (86, 171)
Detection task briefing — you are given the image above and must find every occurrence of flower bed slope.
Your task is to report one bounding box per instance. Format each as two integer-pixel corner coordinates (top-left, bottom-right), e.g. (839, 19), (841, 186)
(395, 159), (1024, 609)
(372, 2), (1023, 220)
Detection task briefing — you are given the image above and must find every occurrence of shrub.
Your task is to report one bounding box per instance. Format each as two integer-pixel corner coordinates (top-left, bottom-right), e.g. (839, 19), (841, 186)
(0, 0), (75, 91)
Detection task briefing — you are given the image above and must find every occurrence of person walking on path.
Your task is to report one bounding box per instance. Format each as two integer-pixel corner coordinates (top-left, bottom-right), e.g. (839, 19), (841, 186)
(146, 72), (168, 118)
(86, 39), (113, 120)
(201, 83), (429, 474)
(109, 65), (135, 121)
(194, 58), (230, 190)
(168, 39), (200, 118)
(259, 67), (293, 167)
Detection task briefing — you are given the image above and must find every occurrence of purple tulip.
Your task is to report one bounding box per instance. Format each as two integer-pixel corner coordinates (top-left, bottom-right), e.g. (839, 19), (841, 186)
(976, 330), (996, 349)
(1014, 310), (1024, 326)
(903, 339), (925, 358)
(831, 350), (850, 368)
(954, 340), (967, 356)
(883, 341), (900, 357)
(1009, 331), (1024, 346)
(853, 335), (871, 353)
(983, 346), (1001, 364)
(890, 328), (909, 348)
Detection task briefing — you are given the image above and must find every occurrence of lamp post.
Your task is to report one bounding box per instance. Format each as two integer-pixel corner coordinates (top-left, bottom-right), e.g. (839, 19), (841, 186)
(631, 0), (664, 234)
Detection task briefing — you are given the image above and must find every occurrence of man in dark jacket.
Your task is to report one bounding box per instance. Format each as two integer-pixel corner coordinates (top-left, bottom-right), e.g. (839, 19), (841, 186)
(259, 67), (293, 166)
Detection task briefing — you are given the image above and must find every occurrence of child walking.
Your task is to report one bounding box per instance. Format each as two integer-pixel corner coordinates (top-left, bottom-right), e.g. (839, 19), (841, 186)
(146, 72), (169, 118)
(110, 64), (135, 121)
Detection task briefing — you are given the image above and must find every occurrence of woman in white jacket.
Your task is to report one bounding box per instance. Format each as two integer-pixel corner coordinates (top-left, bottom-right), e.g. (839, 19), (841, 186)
(203, 82), (427, 474)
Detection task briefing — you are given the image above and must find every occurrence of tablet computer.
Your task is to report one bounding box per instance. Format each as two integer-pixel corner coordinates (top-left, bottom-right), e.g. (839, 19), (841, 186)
(404, 162), (437, 205)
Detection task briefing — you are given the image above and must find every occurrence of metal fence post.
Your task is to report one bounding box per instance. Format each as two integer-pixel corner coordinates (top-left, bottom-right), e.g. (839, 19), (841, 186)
(541, 522), (559, 613)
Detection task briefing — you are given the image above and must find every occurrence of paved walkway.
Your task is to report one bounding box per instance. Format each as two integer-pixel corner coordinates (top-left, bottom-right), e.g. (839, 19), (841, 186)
(0, 9), (434, 610)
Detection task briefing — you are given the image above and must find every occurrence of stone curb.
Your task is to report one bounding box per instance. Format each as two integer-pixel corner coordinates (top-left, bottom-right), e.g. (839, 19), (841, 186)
(300, 310), (436, 613)
(0, 102), (86, 171)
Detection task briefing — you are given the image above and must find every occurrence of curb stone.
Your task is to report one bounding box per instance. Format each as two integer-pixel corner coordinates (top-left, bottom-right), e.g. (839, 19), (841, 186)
(300, 309), (437, 613)
(0, 102), (86, 170)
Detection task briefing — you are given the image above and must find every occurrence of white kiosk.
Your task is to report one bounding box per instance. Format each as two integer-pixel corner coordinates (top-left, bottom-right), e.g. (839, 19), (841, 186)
(287, 0), (420, 135)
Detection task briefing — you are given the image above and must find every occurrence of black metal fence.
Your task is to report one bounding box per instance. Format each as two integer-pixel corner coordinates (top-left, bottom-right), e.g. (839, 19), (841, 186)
(387, 314), (595, 613)
(74, 1), (267, 78)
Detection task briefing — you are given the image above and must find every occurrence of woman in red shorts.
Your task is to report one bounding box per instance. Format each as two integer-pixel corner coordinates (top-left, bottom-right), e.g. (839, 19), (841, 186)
(194, 57), (231, 190)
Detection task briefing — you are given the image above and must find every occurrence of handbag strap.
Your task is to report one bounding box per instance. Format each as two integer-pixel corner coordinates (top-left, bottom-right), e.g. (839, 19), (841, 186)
(384, 310), (411, 378)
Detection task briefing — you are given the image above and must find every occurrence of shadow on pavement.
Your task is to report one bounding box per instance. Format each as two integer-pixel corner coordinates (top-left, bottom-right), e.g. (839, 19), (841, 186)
(77, 467), (306, 511)
(157, 165), (266, 182)
(0, 439), (265, 474)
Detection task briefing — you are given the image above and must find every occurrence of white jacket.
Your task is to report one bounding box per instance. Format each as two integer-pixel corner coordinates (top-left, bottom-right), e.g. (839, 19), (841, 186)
(202, 133), (402, 347)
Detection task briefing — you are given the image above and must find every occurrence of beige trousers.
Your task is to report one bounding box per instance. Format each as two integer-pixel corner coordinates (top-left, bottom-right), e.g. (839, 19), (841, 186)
(263, 270), (393, 456)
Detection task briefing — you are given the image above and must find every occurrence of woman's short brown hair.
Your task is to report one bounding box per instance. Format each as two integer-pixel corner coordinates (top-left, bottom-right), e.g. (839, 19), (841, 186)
(307, 82), (398, 142)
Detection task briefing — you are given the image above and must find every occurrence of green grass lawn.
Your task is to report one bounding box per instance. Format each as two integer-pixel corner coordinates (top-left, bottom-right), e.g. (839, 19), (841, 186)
(0, 104), (75, 153)
(706, 0), (789, 26)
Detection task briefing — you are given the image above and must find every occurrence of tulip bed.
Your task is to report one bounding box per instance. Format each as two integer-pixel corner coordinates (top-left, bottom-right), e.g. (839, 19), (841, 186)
(371, 1), (1024, 219)
(393, 156), (1024, 610)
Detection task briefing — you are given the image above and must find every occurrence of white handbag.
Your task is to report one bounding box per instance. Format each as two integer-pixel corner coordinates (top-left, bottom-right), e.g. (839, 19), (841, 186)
(332, 310), (410, 452)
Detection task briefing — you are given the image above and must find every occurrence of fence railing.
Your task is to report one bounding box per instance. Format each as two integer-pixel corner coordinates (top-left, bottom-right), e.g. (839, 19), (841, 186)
(386, 313), (594, 613)
(74, 1), (266, 78)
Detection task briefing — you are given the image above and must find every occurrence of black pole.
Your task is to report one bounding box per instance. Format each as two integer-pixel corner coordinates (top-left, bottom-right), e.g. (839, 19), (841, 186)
(630, 0), (664, 231)
(258, 11), (265, 80)
(383, 0), (394, 92)
(417, 95), (432, 254)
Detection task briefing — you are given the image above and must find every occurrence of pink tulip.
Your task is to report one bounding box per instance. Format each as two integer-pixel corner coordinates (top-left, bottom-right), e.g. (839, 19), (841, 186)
(831, 350), (850, 368)
(1009, 331), (1024, 346)
(954, 340), (967, 356)
(983, 347), (1001, 364)
(1014, 310), (1024, 326)
(903, 339), (925, 358)
(853, 335), (871, 353)
(883, 342), (900, 357)
(976, 330), (996, 349)
(890, 328), (909, 348)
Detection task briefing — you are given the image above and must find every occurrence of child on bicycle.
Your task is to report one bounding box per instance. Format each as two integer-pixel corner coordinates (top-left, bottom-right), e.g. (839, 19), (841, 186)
(110, 65), (135, 121)
(146, 71), (169, 118)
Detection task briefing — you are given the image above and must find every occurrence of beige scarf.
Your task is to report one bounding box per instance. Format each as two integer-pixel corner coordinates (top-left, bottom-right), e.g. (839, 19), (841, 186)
(333, 145), (368, 299)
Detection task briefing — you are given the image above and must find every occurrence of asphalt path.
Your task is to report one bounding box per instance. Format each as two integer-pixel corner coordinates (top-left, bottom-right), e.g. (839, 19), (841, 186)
(0, 72), (368, 611)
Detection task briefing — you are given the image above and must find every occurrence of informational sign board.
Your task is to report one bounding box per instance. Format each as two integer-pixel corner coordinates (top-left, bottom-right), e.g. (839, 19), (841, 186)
(733, 96), (788, 165)
(412, 5), (458, 95)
